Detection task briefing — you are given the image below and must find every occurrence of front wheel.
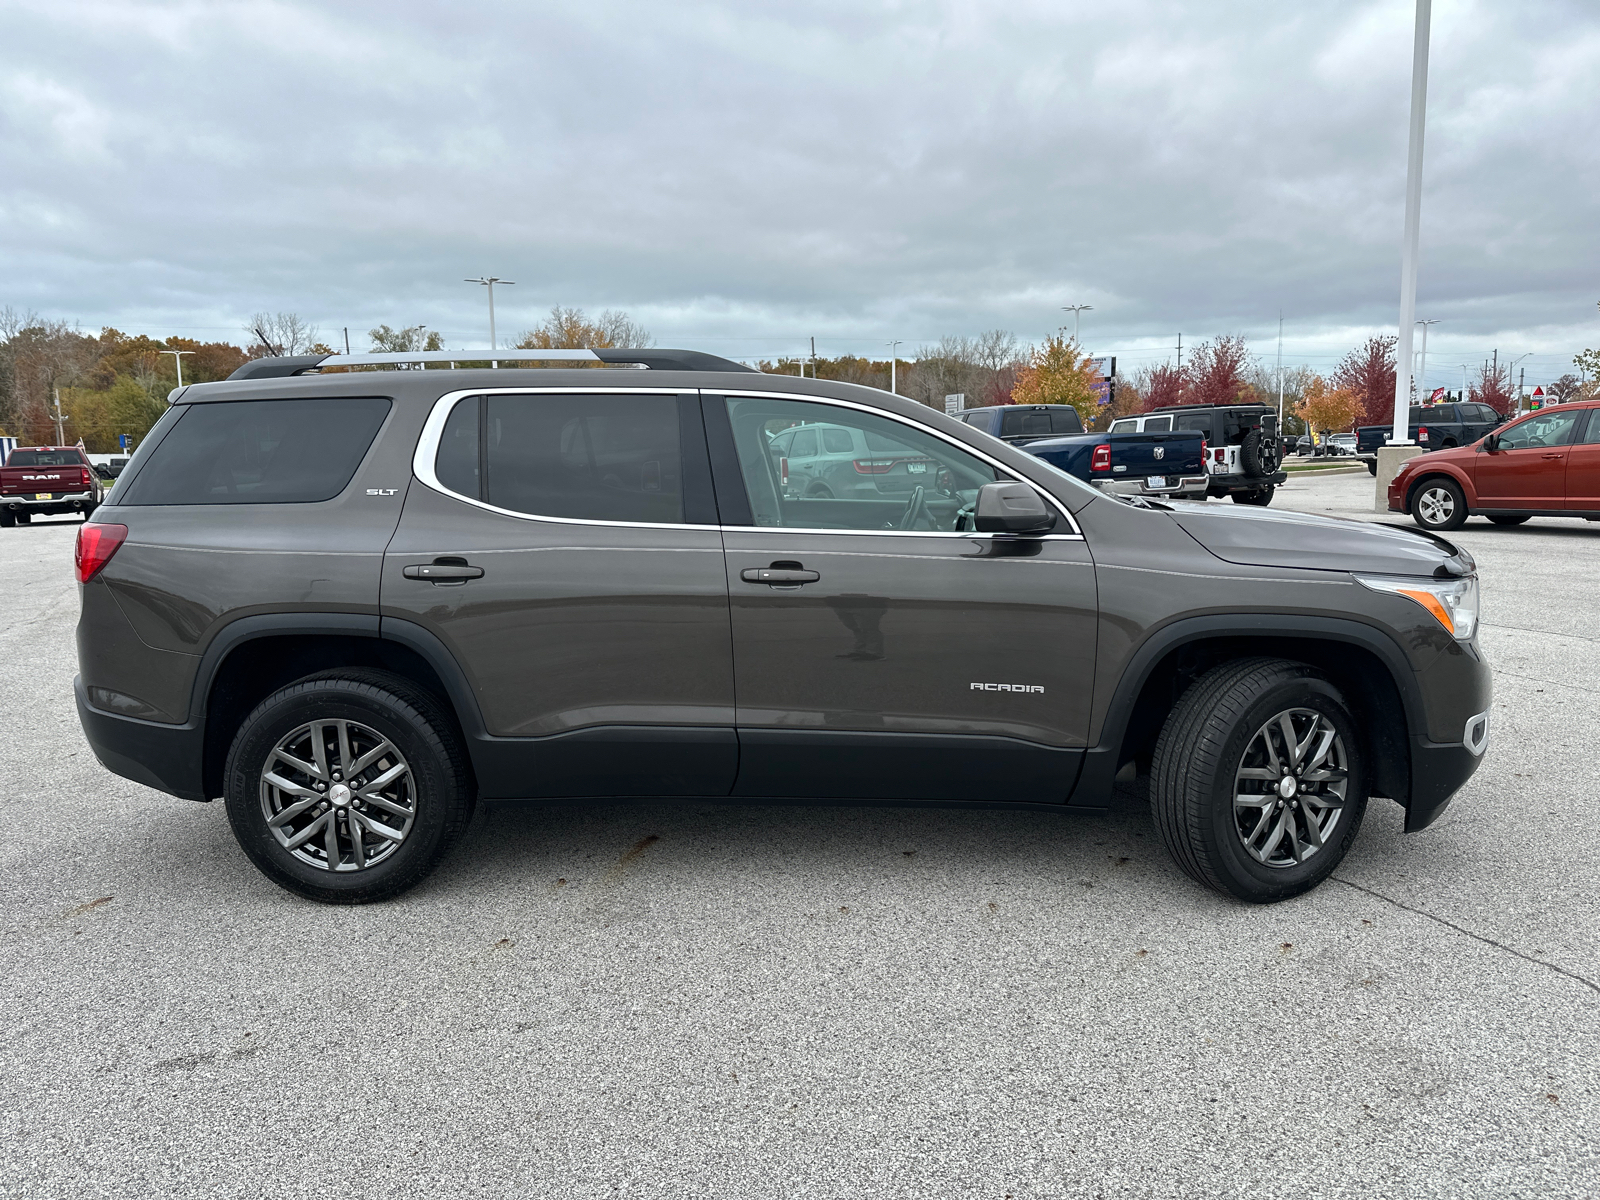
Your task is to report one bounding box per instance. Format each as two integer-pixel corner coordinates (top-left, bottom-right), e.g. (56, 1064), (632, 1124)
(224, 670), (474, 904)
(1411, 476), (1467, 531)
(1150, 658), (1368, 903)
(1487, 514), (1531, 526)
(1367, 461), (1378, 476)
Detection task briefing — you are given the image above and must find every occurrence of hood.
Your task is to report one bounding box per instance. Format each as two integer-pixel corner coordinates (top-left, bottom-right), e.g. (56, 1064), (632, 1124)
(1164, 501), (1473, 577)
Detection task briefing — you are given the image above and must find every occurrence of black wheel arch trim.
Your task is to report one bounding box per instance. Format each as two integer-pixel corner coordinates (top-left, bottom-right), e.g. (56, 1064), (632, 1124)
(1070, 613), (1431, 814)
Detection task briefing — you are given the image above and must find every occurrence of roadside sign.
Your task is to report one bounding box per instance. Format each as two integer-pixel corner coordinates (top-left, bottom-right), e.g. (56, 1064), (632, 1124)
(944, 393), (964, 415)
(118, 433), (131, 449)
(1530, 386), (1546, 410)
(1088, 356), (1117, 406)
(1430, 387), (1446, 401)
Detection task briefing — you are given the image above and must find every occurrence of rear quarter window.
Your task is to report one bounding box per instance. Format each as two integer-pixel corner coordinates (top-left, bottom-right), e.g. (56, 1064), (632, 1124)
(118, 397), (391, 505)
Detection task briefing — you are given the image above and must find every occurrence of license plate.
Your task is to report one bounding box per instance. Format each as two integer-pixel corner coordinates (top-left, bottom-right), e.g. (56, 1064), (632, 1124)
(35, 492), (51, 501)
(907, 462), (927, 474)
(1145, 476), (1168, 490)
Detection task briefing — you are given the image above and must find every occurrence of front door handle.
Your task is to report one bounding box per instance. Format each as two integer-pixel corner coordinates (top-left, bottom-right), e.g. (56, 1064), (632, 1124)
(1542, 452), (1564, 459)
(741, 566), (820, 585)
(404, 561), (484, 583)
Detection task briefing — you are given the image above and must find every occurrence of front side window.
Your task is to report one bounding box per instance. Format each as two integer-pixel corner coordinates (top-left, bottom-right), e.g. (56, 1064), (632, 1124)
(790, 428), (819, 458)
(1143, 416), (1171, 432)
(1496, 409), (1582, 451)
(1108, 419), (1136, 433)
(434, 393), (684, 524)
(724, 396), (1004, 532)
(120, 397), (391, 505)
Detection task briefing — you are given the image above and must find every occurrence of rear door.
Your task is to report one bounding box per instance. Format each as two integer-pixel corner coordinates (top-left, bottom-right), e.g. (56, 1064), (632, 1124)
(381, 388), (736, 798)
(1562, 410), (1600, 511)
(1472, 408), (1583, 509)
(706, 390), (1098, 802)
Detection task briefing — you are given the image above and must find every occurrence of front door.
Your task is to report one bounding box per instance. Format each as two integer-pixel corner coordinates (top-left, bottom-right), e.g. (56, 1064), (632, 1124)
(1473, 408), (1583, 509)
(706, 392), (1098, 803)
(382, 388), (736, 798)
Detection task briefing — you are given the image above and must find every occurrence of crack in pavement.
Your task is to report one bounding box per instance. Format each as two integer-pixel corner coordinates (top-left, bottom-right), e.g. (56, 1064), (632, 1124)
(1487, 668), (1598, 696)
(1332, 875), (1600, 998)
(1480, 620), (1600, 644)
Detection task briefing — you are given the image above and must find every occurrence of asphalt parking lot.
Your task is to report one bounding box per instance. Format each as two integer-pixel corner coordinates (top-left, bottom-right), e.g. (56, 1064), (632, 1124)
(2, 470), (1596, 1199)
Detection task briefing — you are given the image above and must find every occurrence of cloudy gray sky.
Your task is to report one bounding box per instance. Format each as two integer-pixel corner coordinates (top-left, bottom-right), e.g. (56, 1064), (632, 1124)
(3, 0), (1597, 386)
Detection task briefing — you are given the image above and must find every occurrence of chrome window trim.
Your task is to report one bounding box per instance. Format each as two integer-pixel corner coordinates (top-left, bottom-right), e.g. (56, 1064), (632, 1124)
(712, 388), (1083, 538)
(413, 386), (1084, 539)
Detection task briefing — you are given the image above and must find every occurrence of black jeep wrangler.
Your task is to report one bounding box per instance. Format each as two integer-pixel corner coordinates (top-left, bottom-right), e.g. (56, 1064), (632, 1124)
(1144, 403), (1287, 504)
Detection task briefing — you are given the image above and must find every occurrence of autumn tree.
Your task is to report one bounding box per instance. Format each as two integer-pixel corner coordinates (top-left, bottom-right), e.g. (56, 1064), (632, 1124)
(515, 307), (652, 350)
(1294, 376), (1359, 436)
(1331, 335), (1397, 427)
(1469, 361), (1514, 415)
(1182, 334), (1256, 406)
(1009, 334), (1104, 422)
(1137, 362), (1184, 411)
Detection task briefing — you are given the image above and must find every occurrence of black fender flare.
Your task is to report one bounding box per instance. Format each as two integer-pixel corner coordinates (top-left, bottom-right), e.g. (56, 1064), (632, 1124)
(1069, 613), (1426, 805)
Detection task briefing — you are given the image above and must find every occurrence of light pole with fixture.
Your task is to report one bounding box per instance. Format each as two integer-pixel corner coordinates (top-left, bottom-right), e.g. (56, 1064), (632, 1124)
(465, 276), (515, 364)
(1415, 319), (1439, 400)
(160, 349), (194, 389)
(1061, 305), (1093, 344)
(886, 340), (902, 395)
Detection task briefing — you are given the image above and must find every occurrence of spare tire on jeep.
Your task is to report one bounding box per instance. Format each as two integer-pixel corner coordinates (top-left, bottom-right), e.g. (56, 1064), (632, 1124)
(1240, 429), (1266, 476)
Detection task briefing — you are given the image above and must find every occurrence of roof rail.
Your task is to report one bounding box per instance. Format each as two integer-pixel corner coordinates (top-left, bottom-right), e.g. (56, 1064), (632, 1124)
(227, 348), (758, 381)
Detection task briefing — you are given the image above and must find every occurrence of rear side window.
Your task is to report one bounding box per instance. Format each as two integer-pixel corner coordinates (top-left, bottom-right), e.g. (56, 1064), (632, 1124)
(1176, 415), (1209, 432)
(1142, 416), (1171, 432)
(6, 449), (83, 466)
(474, 393), (683, 524)
(1108, 419), (1136, 433)
(119, 398), (391, 505)
(822, 427), (853, 453)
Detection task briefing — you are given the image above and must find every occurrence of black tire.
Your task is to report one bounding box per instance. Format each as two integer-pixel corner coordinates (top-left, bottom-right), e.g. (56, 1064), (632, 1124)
(1240, 429), (1264, 476)
(14, 511), (30, 525)
(223, 669), (474, 904)
(807, 484), (835, 499)
(1150, 658), (1368, 903)
(1409, 475), (1467, 531)
(0, 510), (13, 528)
(1486, 514), (1531, 526)
(1231, 486), (1274, 506)
(1367, 461), (1378, 476)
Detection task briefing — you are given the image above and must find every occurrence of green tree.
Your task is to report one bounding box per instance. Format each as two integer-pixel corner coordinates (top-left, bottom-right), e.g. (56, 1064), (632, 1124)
(369, 324), (443, 353)
(514, 307), (652, 350)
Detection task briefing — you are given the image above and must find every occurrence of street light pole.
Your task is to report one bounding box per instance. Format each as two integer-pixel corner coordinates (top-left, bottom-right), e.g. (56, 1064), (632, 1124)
(1061, 305), (1093, 345)
(886, 340), (902, 395)
(51, 387), (67, 444)
(1391, 0), (1432, 446)
(160, 349), (194, 390)
(1276, 314), (1285, 430)
(1415, 319), (1439, 400)
(465, 276), (515, 365)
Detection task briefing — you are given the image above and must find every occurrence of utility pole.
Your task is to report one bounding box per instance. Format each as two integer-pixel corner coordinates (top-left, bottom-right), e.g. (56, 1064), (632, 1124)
(51, 387), (67, 444)
(1415, 319), (1439, 400)
(160, 348), (194, 389)
(810, 337), (816, 379)
(1061, 305), (1093, 345)
(344, 327), (351, 355)
(1390, 0), (1432, 448)
(465, 276), (514, 365)
(1175, 333), (1183, 371)
(886, 340), (902, 396)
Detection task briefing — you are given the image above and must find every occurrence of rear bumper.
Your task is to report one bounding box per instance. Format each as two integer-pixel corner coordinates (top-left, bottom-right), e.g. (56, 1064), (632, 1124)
(1206, 471), (1288, 494)
(4, 490), (95, 514)
(74, 675), (209, 802)
(1096, 473), (1208, 497)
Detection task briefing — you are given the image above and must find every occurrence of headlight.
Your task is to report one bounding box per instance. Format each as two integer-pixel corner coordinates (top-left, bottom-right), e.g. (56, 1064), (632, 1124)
(1356, 573), (1479, 640)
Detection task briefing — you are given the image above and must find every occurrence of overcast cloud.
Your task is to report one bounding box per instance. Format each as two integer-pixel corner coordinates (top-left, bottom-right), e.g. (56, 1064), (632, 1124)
(2, 0), (1597, 381)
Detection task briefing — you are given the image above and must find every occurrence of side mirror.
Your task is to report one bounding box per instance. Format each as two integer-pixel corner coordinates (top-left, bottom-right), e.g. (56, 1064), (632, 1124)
(974, 481), (1055, 534)
(1481, 434), (1498, 452)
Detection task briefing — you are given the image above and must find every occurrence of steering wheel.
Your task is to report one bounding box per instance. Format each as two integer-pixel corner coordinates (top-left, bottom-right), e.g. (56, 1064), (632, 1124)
(897, 485), (929, 531)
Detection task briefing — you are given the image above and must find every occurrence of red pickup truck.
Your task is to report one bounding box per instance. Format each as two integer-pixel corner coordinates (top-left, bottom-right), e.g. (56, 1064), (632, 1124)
(0, 445), (105, 526)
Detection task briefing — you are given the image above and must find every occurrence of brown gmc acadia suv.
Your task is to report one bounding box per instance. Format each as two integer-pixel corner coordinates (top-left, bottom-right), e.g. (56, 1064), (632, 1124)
(74, 349), (1491, 904)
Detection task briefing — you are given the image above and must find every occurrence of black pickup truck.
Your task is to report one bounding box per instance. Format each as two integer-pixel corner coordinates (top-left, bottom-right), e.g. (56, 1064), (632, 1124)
(960, 405), (1206, 498)
(1356, 403), (1506, 474)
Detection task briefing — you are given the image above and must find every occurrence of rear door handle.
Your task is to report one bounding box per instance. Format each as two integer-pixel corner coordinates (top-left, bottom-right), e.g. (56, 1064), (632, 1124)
(404, 562), (484, 583)
(740, 567), (820, 585)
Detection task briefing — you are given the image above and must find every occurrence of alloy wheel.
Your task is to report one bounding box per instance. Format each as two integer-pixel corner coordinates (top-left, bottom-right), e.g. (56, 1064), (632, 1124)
(1232, 707), (1348, 868)
(1416, 485), (1456, 526)
(259, 719), (416, 872)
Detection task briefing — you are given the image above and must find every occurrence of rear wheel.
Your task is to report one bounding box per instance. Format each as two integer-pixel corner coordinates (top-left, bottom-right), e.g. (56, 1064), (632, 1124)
(223, 670), (474, 904)
(14, 511), (30, 525)
(0, 511), (13, 528)
(1232, 486), (1274, 506)
(1410, 476), (1467, 531)
(1150, 658), (1368, 903)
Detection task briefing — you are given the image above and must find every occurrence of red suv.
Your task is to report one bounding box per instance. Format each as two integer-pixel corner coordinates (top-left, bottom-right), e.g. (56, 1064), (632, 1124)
(1388, 401), (1600, 531)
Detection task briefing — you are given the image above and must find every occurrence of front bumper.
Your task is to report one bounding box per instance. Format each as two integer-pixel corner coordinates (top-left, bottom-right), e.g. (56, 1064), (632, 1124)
(4, 490), (96, 514)
(1404, 727), (1486, 831)
(74, 675), (208, 801)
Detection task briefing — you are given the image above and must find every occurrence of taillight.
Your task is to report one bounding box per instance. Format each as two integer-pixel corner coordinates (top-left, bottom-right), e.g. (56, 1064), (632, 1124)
(780, 457), (789, 487)
(1091, 444), (1112, 472)
(80, 467), (92, 487)
(853, 459), (892, 474)
(1214, 448), (1226, 463)
(75, 523), (127, 583)
(1419, 427), (1430, 444)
